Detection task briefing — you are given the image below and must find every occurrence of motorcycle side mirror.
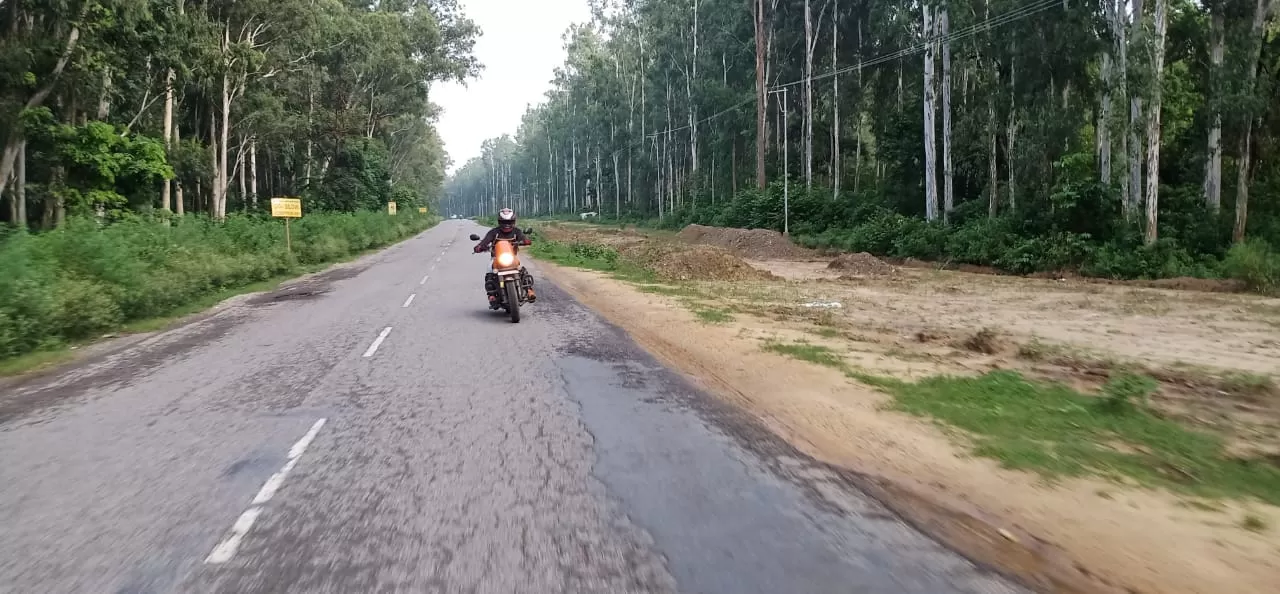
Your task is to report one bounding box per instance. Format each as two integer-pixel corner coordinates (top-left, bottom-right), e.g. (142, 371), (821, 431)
(468, 234), (480, 241)
(523, 228), (533, 235)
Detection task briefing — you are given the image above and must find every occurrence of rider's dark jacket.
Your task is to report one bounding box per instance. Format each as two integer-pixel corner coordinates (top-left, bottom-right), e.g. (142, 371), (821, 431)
(475, 226), (530, 252)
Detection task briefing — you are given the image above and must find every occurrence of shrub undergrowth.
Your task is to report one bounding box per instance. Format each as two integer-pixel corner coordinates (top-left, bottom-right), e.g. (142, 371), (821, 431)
(577, 178), (1280, 291)
(0, 211), (437, 360)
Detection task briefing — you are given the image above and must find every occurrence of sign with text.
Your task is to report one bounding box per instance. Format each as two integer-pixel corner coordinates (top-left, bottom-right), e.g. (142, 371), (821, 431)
(418, 207), (427, 214)
(387, 201), (397, 215)
(270, 197), (302, 218)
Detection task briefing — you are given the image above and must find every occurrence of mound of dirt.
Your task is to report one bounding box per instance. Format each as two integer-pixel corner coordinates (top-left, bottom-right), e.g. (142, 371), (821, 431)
(677, 224), (813, 260)
(1140, 277), (1247, 293)
(623, 243), (776, 282)
(826, 252), (896, 276)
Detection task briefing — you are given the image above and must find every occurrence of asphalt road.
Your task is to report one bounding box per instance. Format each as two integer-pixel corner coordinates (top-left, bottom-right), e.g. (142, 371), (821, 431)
(0, 220), (1025, 594)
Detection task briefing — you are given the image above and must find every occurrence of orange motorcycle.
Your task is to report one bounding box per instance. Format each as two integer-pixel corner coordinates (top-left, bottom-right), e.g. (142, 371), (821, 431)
(470, 232), (536, 323)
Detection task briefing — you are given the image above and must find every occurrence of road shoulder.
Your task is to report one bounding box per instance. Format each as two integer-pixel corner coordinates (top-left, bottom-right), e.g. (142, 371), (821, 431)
(537, 258), (1280, 594)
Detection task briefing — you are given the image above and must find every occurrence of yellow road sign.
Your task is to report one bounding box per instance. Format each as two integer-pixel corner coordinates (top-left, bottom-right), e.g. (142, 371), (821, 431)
(270, 198), (302, 218)
(418, 207), (427, 214)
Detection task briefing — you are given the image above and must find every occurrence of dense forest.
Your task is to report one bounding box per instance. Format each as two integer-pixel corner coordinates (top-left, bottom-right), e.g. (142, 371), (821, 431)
(1, 0), (477, 224)
(444, 0), (1280, 284)
(0, 0), (479, 361)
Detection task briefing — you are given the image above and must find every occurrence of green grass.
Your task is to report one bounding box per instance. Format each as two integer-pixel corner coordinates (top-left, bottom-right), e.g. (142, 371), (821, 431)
(763, 340), (847, 368)
(526, 238), (654, 282)
(761, 339), (1280, 504)
(0, 349), (80, 377)
(0, 272), (294, 377)
(691, 305), (734, 324)
(0, 211), (438, 367)
(635, 283), (702, 298)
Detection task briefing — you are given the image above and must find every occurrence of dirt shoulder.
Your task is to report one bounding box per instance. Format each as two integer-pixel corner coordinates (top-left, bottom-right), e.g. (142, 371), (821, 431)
(534, 222), (1280, 594)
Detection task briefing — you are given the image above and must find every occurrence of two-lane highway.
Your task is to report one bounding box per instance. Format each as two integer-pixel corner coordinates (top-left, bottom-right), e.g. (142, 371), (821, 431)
(0, 220), (1025, 593)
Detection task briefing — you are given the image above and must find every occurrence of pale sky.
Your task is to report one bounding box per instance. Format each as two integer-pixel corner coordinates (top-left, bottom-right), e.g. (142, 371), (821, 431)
(432, 0), (592, 174)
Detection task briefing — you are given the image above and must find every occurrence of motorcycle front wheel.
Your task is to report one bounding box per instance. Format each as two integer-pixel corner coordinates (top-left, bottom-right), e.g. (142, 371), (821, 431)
(505, 281), (521, 323)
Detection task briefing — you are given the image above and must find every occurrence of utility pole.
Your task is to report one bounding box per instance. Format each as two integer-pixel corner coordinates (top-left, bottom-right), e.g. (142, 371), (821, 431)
(769, 87), (789, 235)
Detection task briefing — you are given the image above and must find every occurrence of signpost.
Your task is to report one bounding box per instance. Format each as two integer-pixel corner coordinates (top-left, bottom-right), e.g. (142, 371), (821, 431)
(418, 207), (427, 214)
(387, 201), (397, 215)
(270, 197), (302, 253)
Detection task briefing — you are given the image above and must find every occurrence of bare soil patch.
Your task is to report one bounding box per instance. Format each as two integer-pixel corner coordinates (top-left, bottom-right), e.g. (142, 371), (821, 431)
(677, 224), (816, 260)
(534, 222), (1280, 594)
(624, 243), (776, 282)
(826, 252), (898, 276)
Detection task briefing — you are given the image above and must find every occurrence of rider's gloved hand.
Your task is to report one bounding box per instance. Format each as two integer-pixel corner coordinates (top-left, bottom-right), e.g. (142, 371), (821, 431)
(473, 244), (484, 253)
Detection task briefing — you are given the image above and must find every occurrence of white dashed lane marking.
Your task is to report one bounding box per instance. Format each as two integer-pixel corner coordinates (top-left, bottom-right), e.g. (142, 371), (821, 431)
(362, 327), (393, 358)
(205, 418), (327, 564)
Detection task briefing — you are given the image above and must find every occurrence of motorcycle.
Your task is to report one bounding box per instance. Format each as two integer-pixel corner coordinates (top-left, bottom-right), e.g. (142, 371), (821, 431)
(470, 230), (536, 323)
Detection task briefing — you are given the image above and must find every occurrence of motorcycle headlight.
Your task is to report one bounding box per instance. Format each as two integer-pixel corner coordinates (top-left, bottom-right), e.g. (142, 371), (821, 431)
(497, 252), (515, 267)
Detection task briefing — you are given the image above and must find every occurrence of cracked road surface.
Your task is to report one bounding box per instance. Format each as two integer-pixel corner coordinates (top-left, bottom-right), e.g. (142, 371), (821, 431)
(0, 220), (1025, 594)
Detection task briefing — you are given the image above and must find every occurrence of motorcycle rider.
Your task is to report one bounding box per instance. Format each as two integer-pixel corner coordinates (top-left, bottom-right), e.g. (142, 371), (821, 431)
(473, 208), (536, 303)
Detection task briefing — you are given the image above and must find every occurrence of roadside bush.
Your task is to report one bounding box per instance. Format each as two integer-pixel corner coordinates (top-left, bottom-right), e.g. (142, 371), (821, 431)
(0, 211), (437, 360)
(1221, 240), (1280, 294)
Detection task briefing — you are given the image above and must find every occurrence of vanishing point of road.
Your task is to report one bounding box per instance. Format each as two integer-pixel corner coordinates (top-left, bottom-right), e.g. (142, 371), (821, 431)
(0, 220), (1025, 593)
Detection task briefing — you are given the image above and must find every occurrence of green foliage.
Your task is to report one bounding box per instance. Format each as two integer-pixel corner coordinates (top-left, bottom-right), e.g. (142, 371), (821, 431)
(0, 212), (437, 361)
(20, 108), (173, 220)
(1221, 240), (1280, 294)
(528, 240), (620, 272)
(438, 0), (1280, 290)
(1099, 372), (1161, 413)
(883, 370), (1280, 503)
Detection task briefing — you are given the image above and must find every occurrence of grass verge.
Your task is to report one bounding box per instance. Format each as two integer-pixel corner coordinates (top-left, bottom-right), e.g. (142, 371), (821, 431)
(0, 212), (438, 373)
(763, 339), (1280, 505)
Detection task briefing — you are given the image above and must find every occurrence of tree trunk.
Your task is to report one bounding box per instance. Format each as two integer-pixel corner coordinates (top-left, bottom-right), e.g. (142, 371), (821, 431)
(941, 4), (953, 221)
(250, 139), (258, 209)
(1143, 0), (1168, 245)
(922, 5), (939, 221)
(174, 119), (185, 216)
(1233, 0), (1276, 242)
(218, 64), (232, 220)
(0, 21), (83, 198)
(1116, 0), (1130, 207)
(855, 22), (864, 194)
(209, 110), (219, 217)
(831, 0), (840, 200)
(1202, 7), (1223, 213)
(754, 0), (767, 189)
(803, 0), (814, 188)
(731, 142), (738, 195)
(162, 68), (174, 211)
(1099, 50), (1113, 185)
(594, 146), (603, 212)
(15, 141), (26, 228)
(689, 0), (699, 177)
(97, 68), (112, 120)
(53, 165), (66, 228)
(305, 86), (314, 186)
(1235, 125), (1253, 243)
(1007, 57), (1019, 213)
(1126, 0), (1145, 220)
(988, 93), (998, 218)
(238, 138), (248, 212)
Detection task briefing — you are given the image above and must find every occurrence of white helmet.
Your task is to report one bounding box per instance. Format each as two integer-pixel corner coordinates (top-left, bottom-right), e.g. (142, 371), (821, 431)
(498, 208), (516, 226)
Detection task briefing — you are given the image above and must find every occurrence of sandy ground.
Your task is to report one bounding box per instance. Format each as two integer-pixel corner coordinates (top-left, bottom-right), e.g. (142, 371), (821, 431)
(535, 223), (1280, 594)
